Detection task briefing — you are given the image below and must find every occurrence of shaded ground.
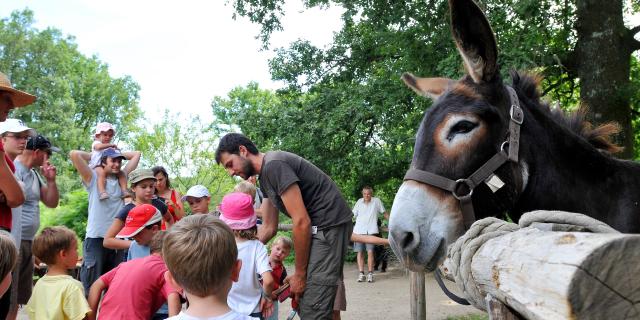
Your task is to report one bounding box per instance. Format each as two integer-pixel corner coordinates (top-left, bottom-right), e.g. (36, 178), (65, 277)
(278, 262), (484, 320)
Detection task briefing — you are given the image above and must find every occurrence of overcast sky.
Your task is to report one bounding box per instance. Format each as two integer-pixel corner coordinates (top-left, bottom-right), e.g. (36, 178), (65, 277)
(0, 0), (344, 123)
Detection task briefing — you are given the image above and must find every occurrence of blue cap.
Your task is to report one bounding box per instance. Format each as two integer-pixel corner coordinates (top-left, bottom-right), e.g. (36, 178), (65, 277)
(101, 148), (125, 160)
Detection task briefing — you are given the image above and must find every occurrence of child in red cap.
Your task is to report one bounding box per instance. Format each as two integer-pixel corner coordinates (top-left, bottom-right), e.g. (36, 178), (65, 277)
(219, 192), (275, 319)
(87, 230), (180, 320)
(116, 203), (161, 239)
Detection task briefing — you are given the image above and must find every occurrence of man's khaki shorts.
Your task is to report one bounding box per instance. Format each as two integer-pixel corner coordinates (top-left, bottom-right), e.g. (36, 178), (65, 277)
(299, 222), (351, 320)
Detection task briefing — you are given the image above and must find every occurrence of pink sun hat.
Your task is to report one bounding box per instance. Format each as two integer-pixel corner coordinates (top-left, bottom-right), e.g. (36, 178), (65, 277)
(94, 122), (115, 136)
(219, 192), (256, 230)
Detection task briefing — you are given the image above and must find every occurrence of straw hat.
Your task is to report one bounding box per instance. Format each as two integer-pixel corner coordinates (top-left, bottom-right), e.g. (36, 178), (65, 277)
(0, 72), (36, 108)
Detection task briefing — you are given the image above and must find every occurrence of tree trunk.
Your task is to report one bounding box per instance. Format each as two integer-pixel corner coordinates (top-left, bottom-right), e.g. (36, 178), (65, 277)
(575, 0), (635, 158)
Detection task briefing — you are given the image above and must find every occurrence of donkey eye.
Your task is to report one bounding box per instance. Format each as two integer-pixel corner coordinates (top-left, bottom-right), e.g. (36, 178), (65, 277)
(447, 120), (478, 139)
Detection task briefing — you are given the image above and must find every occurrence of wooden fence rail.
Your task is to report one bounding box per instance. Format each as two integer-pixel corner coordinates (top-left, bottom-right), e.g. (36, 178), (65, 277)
(440, 228), (640, 320)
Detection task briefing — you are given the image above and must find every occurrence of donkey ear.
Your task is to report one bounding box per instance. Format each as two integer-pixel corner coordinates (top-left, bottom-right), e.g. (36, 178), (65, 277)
(401, 73), (453, 100)
(449, 0), (498, 83)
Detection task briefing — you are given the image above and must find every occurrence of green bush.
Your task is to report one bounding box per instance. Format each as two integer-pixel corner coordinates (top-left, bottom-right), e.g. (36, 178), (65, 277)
(40, 189), (88, 239)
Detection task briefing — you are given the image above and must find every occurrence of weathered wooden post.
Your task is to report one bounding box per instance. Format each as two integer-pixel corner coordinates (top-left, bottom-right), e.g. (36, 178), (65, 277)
(445, 228), (640, 319)
(410, 271), (426, 320)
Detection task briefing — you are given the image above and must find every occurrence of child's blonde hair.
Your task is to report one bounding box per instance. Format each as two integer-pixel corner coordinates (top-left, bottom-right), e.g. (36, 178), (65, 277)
(0, 231), (17, 281)
(234, 181), (256, 201)
(163, 215), (237, 297)
(271, 235), (293, 251)
(32, 226), (77, 265)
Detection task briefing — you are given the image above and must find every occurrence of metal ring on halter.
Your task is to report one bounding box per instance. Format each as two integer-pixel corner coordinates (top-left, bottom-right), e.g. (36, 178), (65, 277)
(452, 179), (473, 200)
(500, 140), (509, 153)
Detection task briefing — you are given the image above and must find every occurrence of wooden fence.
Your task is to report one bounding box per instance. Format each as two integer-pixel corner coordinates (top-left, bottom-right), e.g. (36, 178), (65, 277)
(413, 228), (640, 320)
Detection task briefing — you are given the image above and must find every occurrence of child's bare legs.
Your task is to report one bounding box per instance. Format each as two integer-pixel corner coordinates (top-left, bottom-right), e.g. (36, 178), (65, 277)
(117, 171), (130, 197)
(96, 166), (109, 200)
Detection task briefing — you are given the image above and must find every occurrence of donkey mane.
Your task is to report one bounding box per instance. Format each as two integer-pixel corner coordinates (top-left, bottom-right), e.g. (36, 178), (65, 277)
(509, 71), (622, 154)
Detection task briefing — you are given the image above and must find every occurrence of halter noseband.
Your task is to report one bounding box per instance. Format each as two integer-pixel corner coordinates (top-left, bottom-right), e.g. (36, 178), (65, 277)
(403, 86), (523, 230)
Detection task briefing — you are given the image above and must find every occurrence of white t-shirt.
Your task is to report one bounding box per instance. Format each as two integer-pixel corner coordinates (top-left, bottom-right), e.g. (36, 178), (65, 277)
(227, 240), (271, 315)
(167, 310), (257, 320)
(352, 197), (385, 235)
(89, 141), (102, 168)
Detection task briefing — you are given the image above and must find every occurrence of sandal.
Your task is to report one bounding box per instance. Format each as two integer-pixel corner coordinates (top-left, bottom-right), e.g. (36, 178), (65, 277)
(121, 190), (133, 199)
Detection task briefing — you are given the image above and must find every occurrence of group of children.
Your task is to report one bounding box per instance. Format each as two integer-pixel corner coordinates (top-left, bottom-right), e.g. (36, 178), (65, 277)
(0, 143), (296, 320)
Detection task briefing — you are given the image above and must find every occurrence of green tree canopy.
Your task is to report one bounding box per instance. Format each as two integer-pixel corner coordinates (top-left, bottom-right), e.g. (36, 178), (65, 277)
(215, 0), (640, 203)
(0, 9), (141, 193)
(130, 112), (237, 208)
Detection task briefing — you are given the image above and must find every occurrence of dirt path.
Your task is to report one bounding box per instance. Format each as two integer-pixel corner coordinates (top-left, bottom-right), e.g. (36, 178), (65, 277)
(17, 262), (483, 320)
(277, 262), (484, 320)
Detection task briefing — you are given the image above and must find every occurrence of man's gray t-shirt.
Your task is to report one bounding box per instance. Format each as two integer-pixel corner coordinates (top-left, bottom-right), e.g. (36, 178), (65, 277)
(14, 160), (41, 241)
(259, 151), (352, 230)
(84, 170), (124, 238)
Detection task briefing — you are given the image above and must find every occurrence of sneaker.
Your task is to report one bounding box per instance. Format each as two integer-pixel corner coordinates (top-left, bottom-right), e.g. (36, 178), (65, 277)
(99, 192), (110, 200)
(367, 272), (374, 283)
(357, 272), (365, 282)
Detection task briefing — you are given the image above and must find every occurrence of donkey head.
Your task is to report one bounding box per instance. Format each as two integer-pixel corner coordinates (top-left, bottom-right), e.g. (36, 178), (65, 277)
(388, 0), (526, 271)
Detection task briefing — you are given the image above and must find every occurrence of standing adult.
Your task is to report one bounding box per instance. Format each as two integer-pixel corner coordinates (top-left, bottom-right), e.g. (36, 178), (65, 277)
(13, 134), (60, 306)
(215, 133), (353, 320)
(152, 166), (184, 229)
(0, 70), (36, 320)
(0, 119), (34, 320)
(70, 147), (141, 293)
(0, 71), (36, 231)
(352, 186), (386, 283)
(0, 119), (35, 242)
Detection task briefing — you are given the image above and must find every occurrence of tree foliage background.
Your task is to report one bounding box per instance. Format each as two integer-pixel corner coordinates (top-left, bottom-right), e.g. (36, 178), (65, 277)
(130, 112), (237, 208)
(0, 9), (237, 234)
(214, 0), (640, 206)
(0, 9), (141, 194)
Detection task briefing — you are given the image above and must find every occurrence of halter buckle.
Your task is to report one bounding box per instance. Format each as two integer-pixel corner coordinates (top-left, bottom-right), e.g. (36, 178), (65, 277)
(452, 179), (474, 200)
(510, 105), (524, 125)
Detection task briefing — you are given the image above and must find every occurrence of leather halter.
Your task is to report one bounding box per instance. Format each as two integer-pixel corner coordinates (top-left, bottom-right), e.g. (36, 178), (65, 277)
(404, 86), (523, 306)
(403, 86), (524, 230)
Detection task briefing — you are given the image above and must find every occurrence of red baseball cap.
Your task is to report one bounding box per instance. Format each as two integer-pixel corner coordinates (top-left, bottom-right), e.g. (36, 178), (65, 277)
(219, 192), (256, 230)
(117, 204), (162, 238)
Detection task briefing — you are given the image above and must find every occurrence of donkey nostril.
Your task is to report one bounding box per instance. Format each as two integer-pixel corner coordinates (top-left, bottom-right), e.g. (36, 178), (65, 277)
(401, 232), (414, 248)
(399, 231), (419, 252)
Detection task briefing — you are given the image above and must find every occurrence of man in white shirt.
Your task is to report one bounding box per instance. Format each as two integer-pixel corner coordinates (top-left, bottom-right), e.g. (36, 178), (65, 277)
(352, 186), (386, 283)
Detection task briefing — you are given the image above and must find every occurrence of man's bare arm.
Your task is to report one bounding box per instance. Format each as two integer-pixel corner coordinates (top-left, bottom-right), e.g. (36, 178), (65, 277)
(257, 198), (279, 244)
(280, 183), (311, 301)
(69, 150), (93, 186)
